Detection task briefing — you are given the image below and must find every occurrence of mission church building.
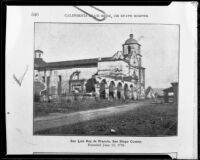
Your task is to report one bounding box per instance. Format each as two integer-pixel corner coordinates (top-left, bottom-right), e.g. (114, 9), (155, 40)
(34, 34), (146, 101)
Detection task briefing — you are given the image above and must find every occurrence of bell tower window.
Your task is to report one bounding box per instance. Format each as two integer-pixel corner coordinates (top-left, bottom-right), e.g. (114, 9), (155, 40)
(128, 46), (131, 54)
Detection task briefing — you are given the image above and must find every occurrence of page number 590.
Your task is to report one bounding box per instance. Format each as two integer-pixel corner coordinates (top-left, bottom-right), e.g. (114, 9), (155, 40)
(31, 12), (39, 17)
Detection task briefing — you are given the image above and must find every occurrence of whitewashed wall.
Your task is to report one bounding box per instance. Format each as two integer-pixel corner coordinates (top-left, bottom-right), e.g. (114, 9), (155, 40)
(98, 60), (129, 76)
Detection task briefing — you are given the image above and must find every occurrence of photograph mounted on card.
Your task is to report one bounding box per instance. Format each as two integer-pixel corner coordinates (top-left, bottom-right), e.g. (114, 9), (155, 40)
(5, 3), (197, 159)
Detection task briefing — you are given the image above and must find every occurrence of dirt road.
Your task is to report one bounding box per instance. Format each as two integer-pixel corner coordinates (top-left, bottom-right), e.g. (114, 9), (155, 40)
(34, 101), (149, 132)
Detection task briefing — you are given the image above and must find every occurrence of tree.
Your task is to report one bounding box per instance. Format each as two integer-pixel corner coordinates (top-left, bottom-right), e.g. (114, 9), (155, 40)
(85, 77), (96, 93)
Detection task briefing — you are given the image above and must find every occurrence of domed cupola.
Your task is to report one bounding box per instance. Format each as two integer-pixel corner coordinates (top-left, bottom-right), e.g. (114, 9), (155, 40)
(125, 34), (139, 45)
(123, 34), (141, 57)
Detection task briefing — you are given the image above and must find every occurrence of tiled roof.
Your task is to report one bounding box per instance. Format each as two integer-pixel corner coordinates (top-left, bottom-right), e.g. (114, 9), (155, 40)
(34, 56), (145, 70)
(34, 57), (117, 70)
(163, 87), (173, 92)
(34, 58), (46, 68)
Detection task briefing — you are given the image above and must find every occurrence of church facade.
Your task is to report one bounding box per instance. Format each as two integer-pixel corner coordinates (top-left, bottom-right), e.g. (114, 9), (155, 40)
(34, 34), (146, 101)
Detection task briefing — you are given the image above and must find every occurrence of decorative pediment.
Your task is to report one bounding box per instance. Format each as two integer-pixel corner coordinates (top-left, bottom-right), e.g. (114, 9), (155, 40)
(70, 70), (80, 80)
(112, 51), (124, 60)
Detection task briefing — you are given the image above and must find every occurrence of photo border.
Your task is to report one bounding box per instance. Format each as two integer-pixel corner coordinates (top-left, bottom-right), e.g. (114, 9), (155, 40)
(33, 22), (180, 137)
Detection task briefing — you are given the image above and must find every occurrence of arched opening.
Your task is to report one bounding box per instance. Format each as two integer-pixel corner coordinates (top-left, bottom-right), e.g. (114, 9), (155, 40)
(124, 84), (129, 99)
(128, 45), (131, 54)
(109, 81), (115, 99)
(117, 82), (122, 99)
(130, 84), (133, 100)
(100, 79), (107, 99)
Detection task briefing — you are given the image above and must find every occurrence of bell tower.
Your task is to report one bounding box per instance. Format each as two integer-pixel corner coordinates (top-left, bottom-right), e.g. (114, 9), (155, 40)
(123, 34), (145, 99)
(122, 34), (141, 67)
(35, 49), (43, 59)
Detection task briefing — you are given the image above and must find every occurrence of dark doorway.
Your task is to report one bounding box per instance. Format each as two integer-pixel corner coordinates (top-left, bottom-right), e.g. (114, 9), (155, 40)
(57, 75), (62, 95)
(47, 76), (50, 95)
(117, 82), (122, 99)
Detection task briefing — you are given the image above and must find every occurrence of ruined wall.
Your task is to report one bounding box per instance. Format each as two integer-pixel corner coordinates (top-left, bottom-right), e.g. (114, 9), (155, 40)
(35, 67), (98, 95)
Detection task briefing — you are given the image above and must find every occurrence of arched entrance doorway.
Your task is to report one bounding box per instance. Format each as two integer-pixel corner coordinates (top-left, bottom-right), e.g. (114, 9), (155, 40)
(109, 81), (115, 99)
(100, 79), (107, 99)
(117, 82), (122, 99)
(124, 83), (129, 99)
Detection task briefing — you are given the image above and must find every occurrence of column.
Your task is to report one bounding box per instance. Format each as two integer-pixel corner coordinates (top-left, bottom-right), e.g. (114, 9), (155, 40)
(105, 84), (109, 100)
(82, 81), (86, 93)
(131, 89), (134, 100)
(49, 70), (53, 95)
(133, 91), (137, 100)
(121, 89), (125, 100)
(113, 87), (117, 100)
(128, 89), (132, 99)
(95, 84), (100, 100)
(50, 71), (58, 98)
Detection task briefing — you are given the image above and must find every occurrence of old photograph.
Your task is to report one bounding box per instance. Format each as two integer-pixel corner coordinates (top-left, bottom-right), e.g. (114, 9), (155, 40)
(33, 23), (179, 136)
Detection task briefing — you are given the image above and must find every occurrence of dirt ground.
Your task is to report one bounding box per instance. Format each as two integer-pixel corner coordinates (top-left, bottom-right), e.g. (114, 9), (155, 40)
(34, 100), (177, 136)
(34, 99), (140, 118)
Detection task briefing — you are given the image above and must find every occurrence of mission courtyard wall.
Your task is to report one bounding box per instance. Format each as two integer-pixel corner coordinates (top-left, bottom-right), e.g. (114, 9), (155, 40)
(35, 67), (98, 95)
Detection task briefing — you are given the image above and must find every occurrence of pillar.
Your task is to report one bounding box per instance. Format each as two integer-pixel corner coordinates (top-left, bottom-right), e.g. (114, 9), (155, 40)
(49, 71), (53, 95)
(82, 81), (87, 93)
(129, 89), (132, 99)
(113, 87), (117, 100)
(140, 86), (145, 99)
(121, 89), (125, 100)
(49, 72), (58, 98)
(133, 91), (137, 100)
(131, 89), (134, 100)
(105, 84), (109, 99)
(95, 84), (100, 99)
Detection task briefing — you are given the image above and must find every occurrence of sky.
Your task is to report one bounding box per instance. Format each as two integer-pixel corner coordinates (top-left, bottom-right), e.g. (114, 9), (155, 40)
(35, 23), (179, 89)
